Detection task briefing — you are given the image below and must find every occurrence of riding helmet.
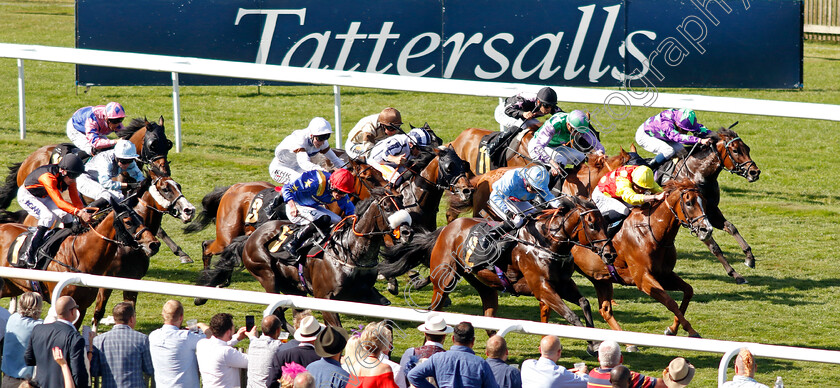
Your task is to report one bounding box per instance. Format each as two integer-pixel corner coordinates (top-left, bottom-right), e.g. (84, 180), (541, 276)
(567, 110), (590, 133)
(537, 87), (558, 107)
(114, 140), (140, 160)
(408, 128), (432, 147)
(676, 108), (697, 129)
(58, 154), (86, 178)
(104, 102), (126, 119)
(329, 168), (355, 194)
(307, 117), (333, 136)
(630, 166), (657, 190)
(524, 166), (550, 196)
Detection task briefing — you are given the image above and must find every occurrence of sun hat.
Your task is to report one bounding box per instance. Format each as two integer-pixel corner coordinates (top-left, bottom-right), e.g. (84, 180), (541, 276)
(663, 357), (695, 388)
(314, 325), (350, 358)
(416, 315), (453, 335)
(294, 315), (323, 341)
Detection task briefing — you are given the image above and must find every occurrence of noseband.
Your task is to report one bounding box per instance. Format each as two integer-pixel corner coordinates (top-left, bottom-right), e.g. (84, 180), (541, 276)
(715, 136), (757, 178)
(663, 188), (708, 238)
(147, 176), (187, 217)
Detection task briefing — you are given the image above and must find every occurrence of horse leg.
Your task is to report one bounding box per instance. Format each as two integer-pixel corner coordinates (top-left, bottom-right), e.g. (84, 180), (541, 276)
(201, 239), (214, 269)
(462, 274), (499, 337)
(659, 273), (697, 337)
(533, 283), (584, 327)
(539, 301), (550, 323)
(702, 237), (747, 284)
(557, 280), (600, 356)
(157, 227), (193, 264)
(637, 272), (699, 338)
(723, 220), (756, 269)
(92, 288), (113, 331)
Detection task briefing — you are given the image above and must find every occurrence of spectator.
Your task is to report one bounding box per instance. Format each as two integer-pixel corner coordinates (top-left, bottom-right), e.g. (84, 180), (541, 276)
(2, 292), (43, 387)
(248, 315), (284, 388)
(398, 315), (451, 387)
(279, 363), (308, 388)
(485, 335), (522, 388)
(268, 315), (324, 387)
(0, 279), (10, 343)
(587, 341), (664, 388)
(309, 325), (351, 388)
(149, 299), (210, 388)
(347, 321), (400, 388)
(196, 312), (257, 388)
(277, 309), (313, 352)
(721, 348), (769, 388)
(24, 295), (88, 388)
(90, 302), (154, 387)
(294, 372), (316, 388)
(521, 335), (588, 388)
(407, 321), (499, 388)
(662, 357), (695, 388)
(52, 347), (76, 388)
(610, 365), (631, 388)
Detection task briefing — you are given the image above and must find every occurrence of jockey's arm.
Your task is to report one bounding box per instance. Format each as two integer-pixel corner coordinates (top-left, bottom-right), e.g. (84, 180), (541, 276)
(90, 156), (122, 191)
(38, 174), (83, 215)
(84, 120), (117, 150)
(294, 149), (325, 172)
(338, 196), (355, 216)
(321, 148), (345, 169)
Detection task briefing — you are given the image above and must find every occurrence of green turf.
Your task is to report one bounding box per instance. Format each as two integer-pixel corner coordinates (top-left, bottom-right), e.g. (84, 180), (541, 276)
(2, 1), (840, 386)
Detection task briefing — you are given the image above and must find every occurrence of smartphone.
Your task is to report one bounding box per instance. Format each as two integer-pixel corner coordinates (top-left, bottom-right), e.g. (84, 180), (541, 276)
(245, 315), (255, 332)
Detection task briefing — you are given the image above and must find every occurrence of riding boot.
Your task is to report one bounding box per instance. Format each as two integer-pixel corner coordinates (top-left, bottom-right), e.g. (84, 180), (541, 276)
(283, 223), (319, 259)
(265, 193), (285, 221)
(605, 216), (625, 239)
(25, 226), (49, 269)
(87, 198), (109, 211)
(486, 126), (521, 160)
(646, 153), (668, 171)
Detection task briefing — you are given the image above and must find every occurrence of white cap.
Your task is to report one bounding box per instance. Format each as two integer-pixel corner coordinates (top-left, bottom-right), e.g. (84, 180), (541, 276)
(114, 139), (140, 159)
(307, 117), (332, 136)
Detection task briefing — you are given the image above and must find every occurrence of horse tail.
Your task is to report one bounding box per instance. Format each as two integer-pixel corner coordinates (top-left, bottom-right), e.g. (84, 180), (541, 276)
(196, 235), (247, 288)
(0, 163), (22, 209)
(379, 228), (442, 278)
(184, 185), (230, 234)
(0, 209), (26, 224)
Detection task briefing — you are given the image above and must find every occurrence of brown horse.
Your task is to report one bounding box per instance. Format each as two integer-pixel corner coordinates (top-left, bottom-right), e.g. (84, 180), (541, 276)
(658, 127), (761, 284)
(571, 179), (713, 339)
(185, 159), (387, 269)
(448, 128), (534, 175)
(0, 198), (160, 326)
(400, 146), (474, 231)
(196, 187), (413, 328)
(380, 196), (616, 350)
(90, 173), (195, 330)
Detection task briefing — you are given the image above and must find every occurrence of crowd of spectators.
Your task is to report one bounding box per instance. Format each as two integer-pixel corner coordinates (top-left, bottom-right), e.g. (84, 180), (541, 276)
(0, 294), (777, 388)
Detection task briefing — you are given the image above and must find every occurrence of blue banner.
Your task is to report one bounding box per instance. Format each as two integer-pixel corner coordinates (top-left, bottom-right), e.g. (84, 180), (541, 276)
(76, 0), (803, 88)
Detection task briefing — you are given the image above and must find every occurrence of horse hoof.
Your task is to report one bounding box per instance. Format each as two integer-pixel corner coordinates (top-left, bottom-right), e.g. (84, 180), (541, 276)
(625, 345), (639, 353)
(689, 332), (702, 338)
(194, 297), (207, 306)
(735, 277), (748, 285)
(180, 256), (194, 264)
(664, 327), (676, 336)
(442, 295), (452, 308)
(744, 259), (756, 269)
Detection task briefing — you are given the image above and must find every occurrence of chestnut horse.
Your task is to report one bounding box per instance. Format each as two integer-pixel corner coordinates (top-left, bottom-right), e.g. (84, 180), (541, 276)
(572, 179), (713, 340)
(380, 196), (616, 351)
(196, 187), (413, 328)
(90, 173), (195, 330)
(0, 198), (160, 326)
(448, 128), (534, 175)
(185, 159), (387, 269)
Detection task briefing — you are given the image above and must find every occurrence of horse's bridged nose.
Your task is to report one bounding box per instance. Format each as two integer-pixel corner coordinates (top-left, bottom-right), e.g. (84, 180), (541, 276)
(146, 242), (161, 257)
(748, 169), (761, 182)
(183, 206), (196, 222)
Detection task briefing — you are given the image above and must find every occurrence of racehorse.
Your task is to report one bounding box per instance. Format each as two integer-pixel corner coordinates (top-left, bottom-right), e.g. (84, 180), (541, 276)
(400, 146), (474, 231)
(90, 173), (195, 330)
(380, 196), (616, 351)
(570, 179), (713, 339)
(0, 117), (191, 262)
(0, 197), (160, 327)
(657, 127), (760, 284)
(195, 187), (413, 328)
(448, 128), (534, 175)
(185, 159), (387, 269)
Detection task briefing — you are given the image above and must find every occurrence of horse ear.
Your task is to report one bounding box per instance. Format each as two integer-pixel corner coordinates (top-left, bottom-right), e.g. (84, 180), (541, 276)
(159, 115), (165, 127)
(424, 122), (431, 130)
(630, 143), (637, 152)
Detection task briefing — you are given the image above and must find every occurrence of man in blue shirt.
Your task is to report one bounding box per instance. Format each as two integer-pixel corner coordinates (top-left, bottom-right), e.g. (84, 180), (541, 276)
(149, 300), (210, 388)
(485, 336), (521, 388)
(308, 325), (350, 388)
(91, 302), (154, 388)
(408, 322), (499, 388)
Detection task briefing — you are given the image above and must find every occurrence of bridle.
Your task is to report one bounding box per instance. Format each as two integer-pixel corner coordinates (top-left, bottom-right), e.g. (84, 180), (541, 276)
(713, 136), (757, 178)
(327, 193), (408, 268)
(545, 204), (611, 257)
(648, 187), (708, 242)
(146, 176), (187, 218)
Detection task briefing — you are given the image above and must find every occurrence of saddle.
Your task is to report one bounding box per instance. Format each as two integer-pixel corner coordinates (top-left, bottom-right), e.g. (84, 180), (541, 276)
(476, 129), (531, 174)
(245, 188), (287, 229)
(458, 222), (515, 273)
(7, 227), (74, 270)
(49, 143), (81, 164)
(264, 223), (324, 266)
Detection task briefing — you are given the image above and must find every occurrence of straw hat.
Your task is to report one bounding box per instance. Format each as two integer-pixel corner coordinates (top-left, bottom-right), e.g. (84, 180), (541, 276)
(294, 316), (323, 341)
(663, 357), (695, 388)
(416, 315), (453, 335)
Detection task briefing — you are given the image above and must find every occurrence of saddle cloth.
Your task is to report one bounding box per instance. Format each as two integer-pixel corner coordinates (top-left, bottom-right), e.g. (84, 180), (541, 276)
(264, 223), (323, 266)
(458, 221), (515, 272)
(49, 143), (80, 164)
(476, 129), (531, 174)
(244, 188), (286, 229)
(7, 228), (73, 270)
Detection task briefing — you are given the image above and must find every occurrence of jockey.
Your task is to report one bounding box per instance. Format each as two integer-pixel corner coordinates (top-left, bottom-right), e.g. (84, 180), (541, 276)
(269, 117), (346, 185)
(487, 87), (561, 159)
(16, 154), (93, 268)
(635, 108), (712, 171)
(75, 139), (145, 209)
(66, 102), (126, 158)
(344, 107), (403, 159)
(528, 110), (604, 177)
(488, 166), (558, 236)
(281, 168), (356, 262)
(592, 164), (665, 235)
(367, 127), (432, 185)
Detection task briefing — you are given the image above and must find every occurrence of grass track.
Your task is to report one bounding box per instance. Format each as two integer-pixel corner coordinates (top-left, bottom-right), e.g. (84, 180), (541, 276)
(1, 1), (840, 386)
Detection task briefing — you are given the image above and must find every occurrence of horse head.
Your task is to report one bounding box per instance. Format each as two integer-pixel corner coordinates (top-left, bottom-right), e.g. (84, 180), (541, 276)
(144, 171), (195, 222)
(358, 187), (413, 244)
(142, 116), (173, 177)
(433, 146), (474, 202)
(660, 179), (713, 241)
(540, 196), (617, 265)
(108, 198), (161, 257)
(709, 127), (760, 182)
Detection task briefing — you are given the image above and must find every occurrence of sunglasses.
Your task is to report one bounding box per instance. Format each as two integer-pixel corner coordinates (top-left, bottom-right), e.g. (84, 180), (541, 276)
(117, 158), (133, 165)
(108, 118), (124, 124)
(382, 123), (402, 132)
(314, 134), (330, 141)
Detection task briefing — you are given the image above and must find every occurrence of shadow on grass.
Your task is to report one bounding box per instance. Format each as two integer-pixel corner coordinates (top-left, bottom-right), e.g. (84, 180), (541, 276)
(722, 185), (840, 206)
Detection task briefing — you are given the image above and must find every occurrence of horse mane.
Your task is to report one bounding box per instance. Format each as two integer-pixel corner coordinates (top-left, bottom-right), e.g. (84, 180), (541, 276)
(116, 117), (146, 139)
(353, 187), (389, 216)
(534, 195), (592, 221)
(662, 178), (697, 193)
(707, 127), (737, 144)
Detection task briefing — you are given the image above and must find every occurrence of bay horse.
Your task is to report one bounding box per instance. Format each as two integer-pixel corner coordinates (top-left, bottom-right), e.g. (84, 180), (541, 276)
(658, 127), (761, 284)
(571, 179), (713, 340)
(0, 198), (160, 327)
(90, 173), (195, 330)
(400, 146), (474, 231)
(185, 159), (388, 269)
(448, 128), (534, 175)
(380, 196), (616, 350)
(195, 187), (414, 328)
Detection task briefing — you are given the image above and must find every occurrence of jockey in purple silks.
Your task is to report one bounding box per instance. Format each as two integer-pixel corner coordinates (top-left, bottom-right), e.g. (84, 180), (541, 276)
(635, 108), (713, 171)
